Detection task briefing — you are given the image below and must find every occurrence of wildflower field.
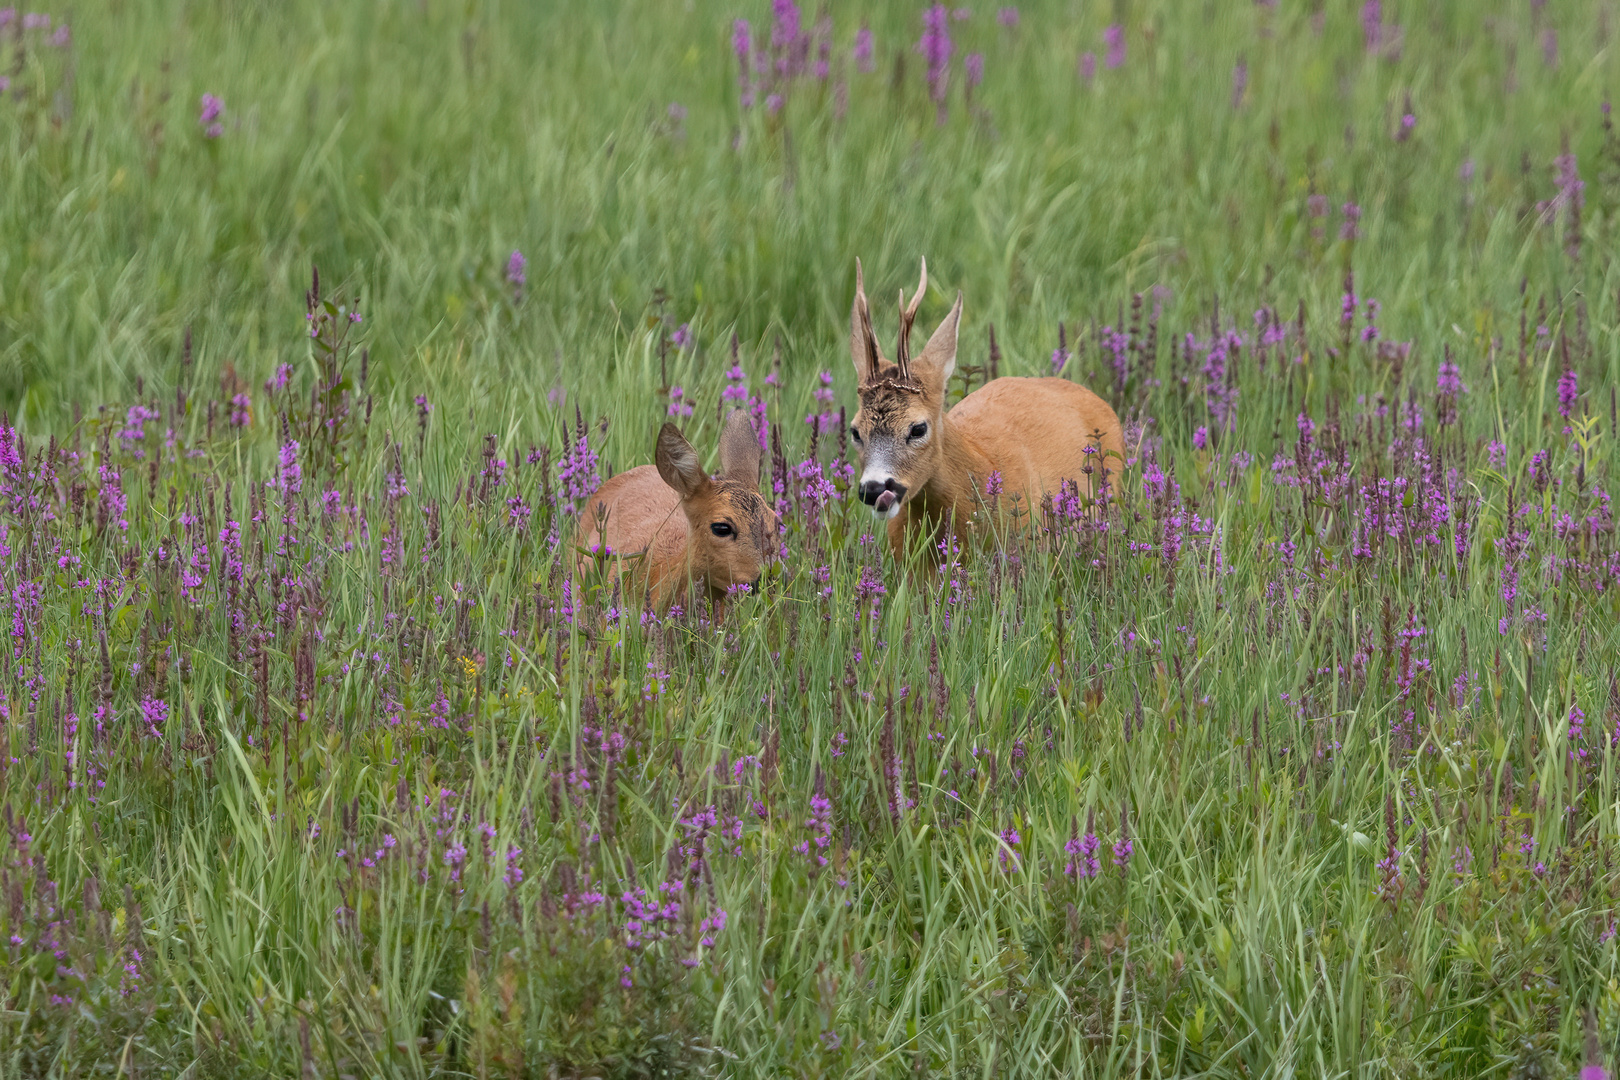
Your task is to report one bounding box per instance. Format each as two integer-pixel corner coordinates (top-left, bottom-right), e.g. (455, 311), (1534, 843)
(3, 0), (1620, 1075)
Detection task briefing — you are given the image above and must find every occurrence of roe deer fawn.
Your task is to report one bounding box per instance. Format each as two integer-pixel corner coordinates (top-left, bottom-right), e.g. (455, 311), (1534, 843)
(578, 410), (777, 612)
(846, 258), (1124, 558)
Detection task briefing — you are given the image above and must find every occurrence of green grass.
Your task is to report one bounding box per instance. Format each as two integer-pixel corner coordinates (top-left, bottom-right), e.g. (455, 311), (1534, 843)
(3, 0), (1620, 1076)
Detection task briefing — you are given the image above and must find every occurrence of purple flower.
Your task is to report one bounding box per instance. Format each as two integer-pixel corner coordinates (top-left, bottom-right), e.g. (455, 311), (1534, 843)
(1360, 0), (1382, 50)
(997, 7), (1019, 28)
(48, 22), (67, 46)
(506, 249), (526, 289)
(1065, 826), (1100, 879)
(766, 93), (784, 114)
(951, 7), (972, 20)
(199, 93), (223, 126)
(558, 432), (601, 513)
(20, 12), (46, 29)
(984, 471), (1003, 498)
(1542, 28), (1558, 67)
(138, 697), (168, 738)
(1103, 25), (1125, 69)
(1396, 112), (1415, 141)
(504, 845), (524, 887)
(667, 101), (687, 123)
(204, 123), (223, 140)
(1436, 359), (1464, 396)
(1308, 194), (1329, 218)
(1558, 367), (1579, 419)
(667, 385), (694, 418)
(853, 23), (875, 73)
(1192, 426), (1209, 451)
(1580, 1067), (1608, 1080)
(1459, 158), (1475, 183)
(1231, 58), (1248, 108)
(671, 322), (692, 349)
(278, 440), (302, 496)
(1078, 51), (1096, 84)
(917, 4), (954, 113)
(1555, 152), (1586, 212)
(998, 825), (1021, 872)
(965, 52), (984, 90)
(1340, 202), (1361, 241)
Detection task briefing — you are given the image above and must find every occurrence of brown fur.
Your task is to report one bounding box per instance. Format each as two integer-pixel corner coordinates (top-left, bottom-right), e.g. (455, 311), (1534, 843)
(577, 411), (777, 611)
(847, 258), (1125, 558)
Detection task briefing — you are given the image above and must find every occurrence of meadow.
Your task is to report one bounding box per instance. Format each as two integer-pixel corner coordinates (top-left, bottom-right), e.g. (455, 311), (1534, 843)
(3, 0), (1620, 1075)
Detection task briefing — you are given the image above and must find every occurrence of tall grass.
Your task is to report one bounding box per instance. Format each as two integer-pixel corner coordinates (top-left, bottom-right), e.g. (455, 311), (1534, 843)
(2, 0), (1619, 1076)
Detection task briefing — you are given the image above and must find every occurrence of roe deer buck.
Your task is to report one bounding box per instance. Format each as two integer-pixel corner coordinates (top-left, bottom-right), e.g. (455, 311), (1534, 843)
(577, 410), (777, 612)
(847, 258), (1124, 558)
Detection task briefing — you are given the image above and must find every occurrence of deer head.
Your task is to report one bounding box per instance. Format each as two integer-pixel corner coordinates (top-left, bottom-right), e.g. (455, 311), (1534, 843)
(847, 257), (962, 519)
(654, 409), (778, 597)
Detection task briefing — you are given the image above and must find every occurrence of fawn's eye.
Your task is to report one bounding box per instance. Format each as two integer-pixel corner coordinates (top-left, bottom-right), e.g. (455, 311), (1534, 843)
(849, 427), (862, 443)
(908, 422), (929, 442)
(710, 522), (735, 538)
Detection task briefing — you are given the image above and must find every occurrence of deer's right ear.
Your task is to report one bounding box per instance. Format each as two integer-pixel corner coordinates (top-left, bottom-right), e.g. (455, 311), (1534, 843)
(850, 258), (881, 385)
(656, 424), (709, 499)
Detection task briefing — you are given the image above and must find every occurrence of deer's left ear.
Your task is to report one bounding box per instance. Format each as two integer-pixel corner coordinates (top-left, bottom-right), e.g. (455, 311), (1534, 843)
(912, 291), (962, 392)
(717, 408), (762, 486)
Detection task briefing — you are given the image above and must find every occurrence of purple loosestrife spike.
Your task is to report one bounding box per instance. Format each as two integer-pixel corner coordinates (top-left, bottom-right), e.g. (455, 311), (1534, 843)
(1558, 367), (1579, 420)
(1078, 51), (1096, 84)
(1103, 25), (1125, 69)
(853, 23), (875, 73)
(998, 825), (1021, 872)
(917, 4), (953, 117)
(1360, 0), (1382, 50)
(997, 6), (1019, 28)
(506, 249), (526, 295)
(1340, 202), (1361, 241)
(965, 52), (983, 90)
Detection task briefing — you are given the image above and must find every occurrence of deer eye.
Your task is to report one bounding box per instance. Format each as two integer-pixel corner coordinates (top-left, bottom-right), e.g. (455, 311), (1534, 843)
(908, 422), (929, 442)
(849, 427), (862, 444)
(710, 522), (735, 538)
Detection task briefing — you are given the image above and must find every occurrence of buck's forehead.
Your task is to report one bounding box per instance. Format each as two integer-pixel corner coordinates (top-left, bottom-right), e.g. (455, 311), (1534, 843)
(856, 390), (925, 430)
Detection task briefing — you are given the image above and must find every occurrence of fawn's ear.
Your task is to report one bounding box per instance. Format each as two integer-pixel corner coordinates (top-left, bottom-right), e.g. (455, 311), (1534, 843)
(912, 291), (962, 394)
(656, 424), (709, 499)
(850, 258), (883, 386)
(717, 409), (762, 487)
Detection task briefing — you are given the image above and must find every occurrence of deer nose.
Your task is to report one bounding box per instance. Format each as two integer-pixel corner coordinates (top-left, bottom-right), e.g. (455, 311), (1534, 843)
(859, 478), (905, 506)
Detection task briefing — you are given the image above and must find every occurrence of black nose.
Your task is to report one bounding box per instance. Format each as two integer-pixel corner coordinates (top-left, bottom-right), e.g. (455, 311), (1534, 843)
(859, 478), (905, 506)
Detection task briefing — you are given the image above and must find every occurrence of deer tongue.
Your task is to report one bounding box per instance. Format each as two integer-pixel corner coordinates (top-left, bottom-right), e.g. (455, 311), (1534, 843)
(874, 490), (897, 514)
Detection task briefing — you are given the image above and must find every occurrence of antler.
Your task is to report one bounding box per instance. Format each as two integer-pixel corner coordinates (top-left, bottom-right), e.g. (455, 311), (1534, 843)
(894, 257), (928, 381)
(851, 258), (883, 384)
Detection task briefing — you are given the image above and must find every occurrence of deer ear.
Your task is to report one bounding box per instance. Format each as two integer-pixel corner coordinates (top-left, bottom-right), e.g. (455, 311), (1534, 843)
(913, 291), (962, 392)
(849, 258), (882, 384)
(656, 424), (709, 499)
(717, 408), (762, 486)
